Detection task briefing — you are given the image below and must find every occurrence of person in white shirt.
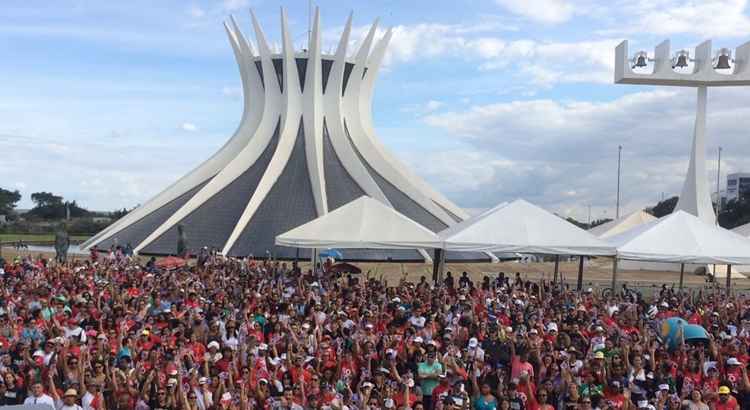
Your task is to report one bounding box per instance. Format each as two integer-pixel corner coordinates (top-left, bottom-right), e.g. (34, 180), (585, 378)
(23, 382), (55, 410)
(51, 388), (83, 410)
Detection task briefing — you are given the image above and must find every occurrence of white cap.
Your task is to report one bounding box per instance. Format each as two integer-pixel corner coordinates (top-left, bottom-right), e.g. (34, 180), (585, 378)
(728, 357), (743, 365)
(547, 323), (558, 332)
(658, 384), (669, 391)
(529, 329), (539, 335)
(392, 297), (401, 303)
(413, 336), (423, 344)
(198, 377), (208, 385)
(468, 338), (478, 348)
(207, 341), (220, 350)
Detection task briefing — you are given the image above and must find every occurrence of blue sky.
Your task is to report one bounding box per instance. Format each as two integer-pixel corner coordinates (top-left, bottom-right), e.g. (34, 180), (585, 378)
(2, 0), (750, 221)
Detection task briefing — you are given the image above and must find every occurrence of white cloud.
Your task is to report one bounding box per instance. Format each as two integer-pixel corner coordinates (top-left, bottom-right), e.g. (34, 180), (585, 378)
(187, 5), (205, 18)
(366, 20), (617, 87)
(495, 0), (575, 24)
(401, 100), (444, 116)
(478, 39), (619, 86)
(222, 0), (249, 12)
(222, 86), (242, 98)
(181, 122), (198, 132)
(418, 88), (750, 219)
(604, 0), (750, 38)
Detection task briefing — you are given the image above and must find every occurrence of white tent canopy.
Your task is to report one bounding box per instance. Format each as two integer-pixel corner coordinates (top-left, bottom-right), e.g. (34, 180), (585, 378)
(732, 222), (750, 237)
(439, 199), (616, 255)
(608, 210), (750, 265)
(589, 210), (656, 239)
(275, 196), (442, 250)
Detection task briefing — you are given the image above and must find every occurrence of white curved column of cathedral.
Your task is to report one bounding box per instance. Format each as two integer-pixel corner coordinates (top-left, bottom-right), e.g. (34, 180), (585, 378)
(81, 17), (264, 250)
(133, 9), (285, 255)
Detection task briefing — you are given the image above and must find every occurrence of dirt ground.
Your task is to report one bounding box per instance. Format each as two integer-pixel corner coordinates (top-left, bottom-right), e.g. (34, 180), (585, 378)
(4, 247), (748, 293)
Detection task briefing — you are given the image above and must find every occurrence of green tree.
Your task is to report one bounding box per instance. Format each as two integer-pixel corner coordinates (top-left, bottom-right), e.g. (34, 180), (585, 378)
(646, 196), (678, 218)
(30, 192), (63, 209)
(26, 192), (89, 220)
(590, 218), (612, 228)
(110, 207), (131, 221)
(718, 199), (750, 229)
(0, 188), (21, 215)
(565, 217), (588, 229)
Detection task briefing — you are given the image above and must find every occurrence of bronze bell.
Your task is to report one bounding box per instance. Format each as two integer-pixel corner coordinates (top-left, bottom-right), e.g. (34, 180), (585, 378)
(673, 54), (689, 68)
(715, 54), (731, 69)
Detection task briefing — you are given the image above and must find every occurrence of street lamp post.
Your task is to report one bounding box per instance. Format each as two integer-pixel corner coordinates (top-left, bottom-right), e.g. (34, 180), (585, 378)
(616, 145), (622, 219)
(716, 146), (722, 218)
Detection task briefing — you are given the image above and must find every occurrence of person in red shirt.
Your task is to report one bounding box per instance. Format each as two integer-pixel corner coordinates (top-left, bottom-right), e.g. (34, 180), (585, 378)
(604, 381), (627, 410)
(714, 386), (739, 410)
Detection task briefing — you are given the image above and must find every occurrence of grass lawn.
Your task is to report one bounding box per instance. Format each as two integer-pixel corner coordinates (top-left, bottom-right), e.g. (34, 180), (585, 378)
(0, 233), (91, 243)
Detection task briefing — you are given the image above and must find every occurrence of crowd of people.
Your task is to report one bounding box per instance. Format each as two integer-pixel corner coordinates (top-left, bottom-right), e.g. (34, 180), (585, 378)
(0, 247), (748, 410)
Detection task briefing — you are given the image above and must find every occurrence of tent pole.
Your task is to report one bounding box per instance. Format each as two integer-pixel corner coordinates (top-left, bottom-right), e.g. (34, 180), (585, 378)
(432, 249), (440, 283)
(577, 256), (584, 291)
(727, 264), (732, 294)
(553, 255), (560, 286)
(679, 263), (685, 292)
(311, 248), (316, 273)
(439, 249), (446, 284)
(611, 257), (619, 292)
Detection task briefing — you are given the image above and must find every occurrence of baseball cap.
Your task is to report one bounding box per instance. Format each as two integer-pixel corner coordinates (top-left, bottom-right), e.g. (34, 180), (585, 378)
(64, 389), (78, 397)
(719, 386), (731, 394)
(468, 338), (478, 348)
(728, 357), (743, 366)
(594, 351), (605, 359)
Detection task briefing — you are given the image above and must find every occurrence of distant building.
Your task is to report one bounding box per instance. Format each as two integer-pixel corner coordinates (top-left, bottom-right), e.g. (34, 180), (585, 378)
(726, 173), (750, 202)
